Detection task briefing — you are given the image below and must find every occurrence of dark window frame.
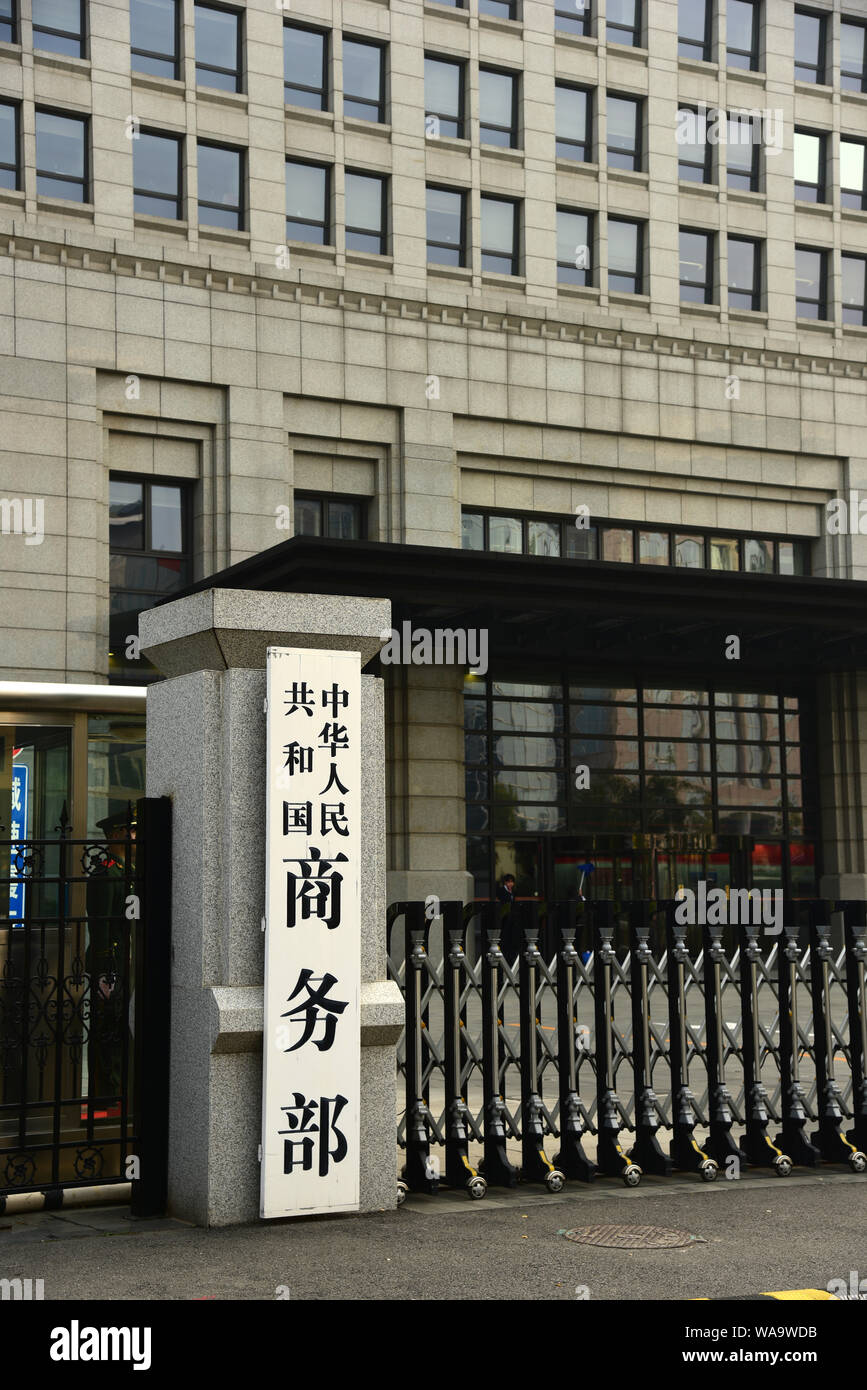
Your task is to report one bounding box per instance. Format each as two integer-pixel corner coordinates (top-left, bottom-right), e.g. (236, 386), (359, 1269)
(32, 0), (85, 58)
(345, 168), (387, 256)
(424, 52), (465, 140)
(130, 0), (180, 80)
(793, 7), (827, 83)
(555, 81), (592, 162)
(342, 35), (386, 124)
(109, 472), (192, 682)
(726, 0), (760, 72)
(727, 235), (762, 312)
(0, 97), (21, 189)
(197, 139), (244, 231)
(678, 0), (711, 61)
(842, 252), (867, 327)
(606, 91), (641, 172)
(726, 110), (761, 192)
(841, 136), (867, 212)
(35, 106), (89, 202)
(679, 226), (714, 304)
(480, 193), (520, 276)
(841, 18), (867, 93)
(794, 126), (827, 203)
(426, 182), (467, 266)
(460, 506), (811, 576)
(555, 3), (591, 38)
(479, 0), (517, 17)
(795, 244), (828, 320)
(607, 215), (644, 294)
(0, 0), (17, 44)
(479, 64), (519, 149)
(606, 0), (640, 47)
(133, 126), (183, 220)
(556, 205), (593, 287)
(194, 2), (243, 93)
(285, 157), (332, 245)
(677, 105), (712, 184)
(294, 492), (368, 540)
(283, 21), (329, 110)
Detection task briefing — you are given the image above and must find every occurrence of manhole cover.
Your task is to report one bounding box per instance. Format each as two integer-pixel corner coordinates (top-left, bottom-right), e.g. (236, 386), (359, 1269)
(560, 1224), (705, 1249)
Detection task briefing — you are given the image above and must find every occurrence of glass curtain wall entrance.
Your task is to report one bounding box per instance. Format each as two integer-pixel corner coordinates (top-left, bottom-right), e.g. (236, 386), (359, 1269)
(465, 671), (817, 902)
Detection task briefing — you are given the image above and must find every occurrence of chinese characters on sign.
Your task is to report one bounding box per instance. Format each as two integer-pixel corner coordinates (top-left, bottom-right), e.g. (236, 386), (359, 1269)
(9, 761), (28, 925)
(260, 648), (361, 1218)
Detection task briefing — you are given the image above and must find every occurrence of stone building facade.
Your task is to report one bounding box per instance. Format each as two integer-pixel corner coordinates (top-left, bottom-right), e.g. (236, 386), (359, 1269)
(1, 0), (867, 907)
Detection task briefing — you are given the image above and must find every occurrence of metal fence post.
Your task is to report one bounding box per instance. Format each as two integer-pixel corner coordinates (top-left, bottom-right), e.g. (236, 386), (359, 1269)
(665, 903), (717, 1180)
(442, 900), (486, 1198)
(517, 902), (564, 1191)
(131, 795), (172, 1219)
(401, 901), (438, 1194)
(808, 903), (867, 1171)
(701, 918), (747, 1168)
(775, 921), (821, 1167)
(593, 901), (641, 1186)
(842, 901), (867, 1154)
(480, 901), (519, 1188)
(738, 915), (792, 1174)
(553, 901), (597, 1181)
(628, 901), (672, 1176)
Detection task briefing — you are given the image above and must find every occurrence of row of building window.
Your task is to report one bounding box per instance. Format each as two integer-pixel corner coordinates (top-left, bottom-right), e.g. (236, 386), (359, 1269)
(678, 109), (867, 207)
(560, 0), (867, 90)
(461, 510), (811, 576)
(4, 97), (864, 319)
(3, 3), (866, 99)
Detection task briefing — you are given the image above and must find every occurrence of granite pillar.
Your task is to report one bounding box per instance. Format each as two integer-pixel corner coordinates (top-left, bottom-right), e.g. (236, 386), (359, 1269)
(139, 587), (403, 1226)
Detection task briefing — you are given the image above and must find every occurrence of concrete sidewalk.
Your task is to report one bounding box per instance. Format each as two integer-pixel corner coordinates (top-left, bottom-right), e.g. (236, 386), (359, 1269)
(1, 1167), (863, 1301)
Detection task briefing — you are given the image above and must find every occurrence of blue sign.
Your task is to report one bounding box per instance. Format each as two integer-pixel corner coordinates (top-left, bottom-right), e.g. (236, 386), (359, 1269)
(10, 761), (28, 924)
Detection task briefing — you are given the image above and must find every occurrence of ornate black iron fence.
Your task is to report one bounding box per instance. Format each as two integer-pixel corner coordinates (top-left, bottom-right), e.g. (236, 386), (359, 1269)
(387, 898), (867, 1200)
(0, 797), (171, 1212)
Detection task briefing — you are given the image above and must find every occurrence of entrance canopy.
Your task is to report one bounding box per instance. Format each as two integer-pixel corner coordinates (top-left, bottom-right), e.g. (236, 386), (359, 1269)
(168, 537), (867, 679)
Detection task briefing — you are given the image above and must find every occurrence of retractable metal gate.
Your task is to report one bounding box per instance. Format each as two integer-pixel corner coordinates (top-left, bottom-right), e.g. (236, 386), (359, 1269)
(0, 796), (171, 1214)
(388, 898), (867, 1197)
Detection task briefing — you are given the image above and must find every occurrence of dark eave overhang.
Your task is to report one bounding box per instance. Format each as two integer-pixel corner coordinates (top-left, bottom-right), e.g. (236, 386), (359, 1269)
(163, 536), (867, 679)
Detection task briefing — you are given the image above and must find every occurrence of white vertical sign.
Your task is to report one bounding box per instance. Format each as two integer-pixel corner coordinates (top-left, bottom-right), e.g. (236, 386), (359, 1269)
(260, 646), (361, 1218)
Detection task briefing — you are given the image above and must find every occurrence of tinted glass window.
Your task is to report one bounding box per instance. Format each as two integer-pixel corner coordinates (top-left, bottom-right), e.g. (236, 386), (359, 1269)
(284, 25), (326, 109)
(134, 131), (181, 218)
(0, 101), (18, 189)
(425, 56), (462, 138)
(480, 68), (516, 147)
(343, 39), (383, 122)
(195, 5), (241, 92)
(345, 171), (384, 254)
(35, 110), (86, 200)
(427, 185), (464, 264)
(198, 143), (242, 228)
(131, 0), (178, 78)
(607, 95), (639, 169)
(285, 160), (328, 242)
(32, 0), (83, 57)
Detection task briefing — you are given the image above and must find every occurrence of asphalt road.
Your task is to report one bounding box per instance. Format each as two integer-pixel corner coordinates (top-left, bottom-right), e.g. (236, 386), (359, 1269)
(1, 1169), (864, 1302)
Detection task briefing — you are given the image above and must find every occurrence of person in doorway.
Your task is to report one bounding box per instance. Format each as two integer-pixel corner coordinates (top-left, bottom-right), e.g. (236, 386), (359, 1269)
(85, 810), (136, 1118)
(495, 874), (518, 962)
(495, 873), (516, 905)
